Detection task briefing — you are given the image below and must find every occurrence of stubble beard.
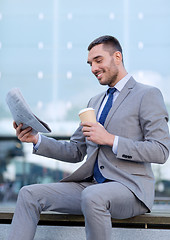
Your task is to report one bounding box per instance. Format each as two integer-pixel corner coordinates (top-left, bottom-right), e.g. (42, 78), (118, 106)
(108, 72), (119, 87)
(99, 70), (119, 87)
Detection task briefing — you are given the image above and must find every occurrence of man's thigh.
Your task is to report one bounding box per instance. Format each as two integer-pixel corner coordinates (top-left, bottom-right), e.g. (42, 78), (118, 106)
(83, 181), (148, 219)
(23, 181), (92, 214)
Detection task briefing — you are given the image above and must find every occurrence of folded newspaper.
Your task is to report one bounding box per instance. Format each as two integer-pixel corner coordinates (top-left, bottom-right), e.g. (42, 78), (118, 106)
(6, 88), (51, 135)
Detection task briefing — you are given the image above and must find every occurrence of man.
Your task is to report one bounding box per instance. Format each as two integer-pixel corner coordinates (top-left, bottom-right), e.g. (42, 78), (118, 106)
(8, 35), (170, 240)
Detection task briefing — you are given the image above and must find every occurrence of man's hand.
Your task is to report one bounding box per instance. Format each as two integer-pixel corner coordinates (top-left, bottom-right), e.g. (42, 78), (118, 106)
(81, 122), (115, 146)
(13, 121), (39, 145)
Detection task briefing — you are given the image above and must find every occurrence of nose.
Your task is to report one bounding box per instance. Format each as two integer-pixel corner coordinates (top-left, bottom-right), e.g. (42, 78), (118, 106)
(91, 63), (98, 74)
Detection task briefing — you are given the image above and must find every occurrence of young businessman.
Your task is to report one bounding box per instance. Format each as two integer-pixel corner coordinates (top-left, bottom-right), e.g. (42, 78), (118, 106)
(8, 35), (170, 240)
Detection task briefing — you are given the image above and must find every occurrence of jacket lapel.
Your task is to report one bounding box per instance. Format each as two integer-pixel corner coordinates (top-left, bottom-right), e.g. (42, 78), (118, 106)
(92, 92), (106, 117)
(104, 77), (136, 127)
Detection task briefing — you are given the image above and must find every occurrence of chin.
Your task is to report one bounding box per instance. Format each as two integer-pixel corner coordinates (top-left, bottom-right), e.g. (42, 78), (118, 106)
(99, 82), (107, 86)
(98, 79), (108, 86)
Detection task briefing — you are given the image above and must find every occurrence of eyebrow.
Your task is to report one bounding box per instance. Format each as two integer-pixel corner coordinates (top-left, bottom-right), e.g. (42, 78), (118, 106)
(87, 55), (103, 64)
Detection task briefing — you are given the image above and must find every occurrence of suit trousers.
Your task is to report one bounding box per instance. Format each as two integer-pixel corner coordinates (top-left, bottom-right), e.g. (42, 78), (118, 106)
(7, 181), (148, 240)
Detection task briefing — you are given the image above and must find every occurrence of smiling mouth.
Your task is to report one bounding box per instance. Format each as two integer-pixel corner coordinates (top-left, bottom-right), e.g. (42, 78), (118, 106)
(96, 72), (103, 79)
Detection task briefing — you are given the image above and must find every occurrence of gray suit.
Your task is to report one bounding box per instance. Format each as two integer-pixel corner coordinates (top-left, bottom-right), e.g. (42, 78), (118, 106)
(35, 77), (170, 211)
(8, 77), (170, 240)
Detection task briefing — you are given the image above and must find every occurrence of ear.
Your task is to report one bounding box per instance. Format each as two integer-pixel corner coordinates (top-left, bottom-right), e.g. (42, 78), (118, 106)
(113, 51), (122, 65)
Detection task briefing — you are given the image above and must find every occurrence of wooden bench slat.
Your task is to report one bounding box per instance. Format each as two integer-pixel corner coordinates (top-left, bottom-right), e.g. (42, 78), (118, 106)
(1, 209), (170, 229)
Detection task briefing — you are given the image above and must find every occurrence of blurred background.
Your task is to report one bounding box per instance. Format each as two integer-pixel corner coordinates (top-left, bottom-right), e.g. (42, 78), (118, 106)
(0, 0), (170, 207)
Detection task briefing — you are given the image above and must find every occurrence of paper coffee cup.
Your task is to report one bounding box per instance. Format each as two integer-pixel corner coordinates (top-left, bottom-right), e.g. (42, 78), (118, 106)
(79, 108), (96, 123)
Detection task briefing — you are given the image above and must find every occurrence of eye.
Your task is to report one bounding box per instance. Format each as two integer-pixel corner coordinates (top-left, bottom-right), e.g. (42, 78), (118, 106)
(96, 59), (102, 64)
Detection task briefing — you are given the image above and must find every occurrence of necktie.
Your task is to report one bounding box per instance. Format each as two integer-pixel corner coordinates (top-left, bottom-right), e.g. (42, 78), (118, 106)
(93, 87), (116, 183)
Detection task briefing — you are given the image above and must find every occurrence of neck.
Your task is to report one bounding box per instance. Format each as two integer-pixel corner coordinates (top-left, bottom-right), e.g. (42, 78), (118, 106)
(109, 68), (128, 87)
(118, 69), (128, 82)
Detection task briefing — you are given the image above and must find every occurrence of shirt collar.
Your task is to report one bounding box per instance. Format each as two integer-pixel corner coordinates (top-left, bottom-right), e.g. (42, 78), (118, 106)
(107, 73), (131, 94)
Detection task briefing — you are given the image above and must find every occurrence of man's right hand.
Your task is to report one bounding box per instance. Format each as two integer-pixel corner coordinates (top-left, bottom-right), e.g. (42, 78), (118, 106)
(13, 121), (39, 145)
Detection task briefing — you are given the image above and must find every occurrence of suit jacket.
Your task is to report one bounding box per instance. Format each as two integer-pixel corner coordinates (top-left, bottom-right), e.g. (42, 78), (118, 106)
(34, 77), (170, 211)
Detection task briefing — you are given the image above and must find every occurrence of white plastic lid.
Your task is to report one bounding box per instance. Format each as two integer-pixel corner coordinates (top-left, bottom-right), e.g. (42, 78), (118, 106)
(78, 107), (94, 115)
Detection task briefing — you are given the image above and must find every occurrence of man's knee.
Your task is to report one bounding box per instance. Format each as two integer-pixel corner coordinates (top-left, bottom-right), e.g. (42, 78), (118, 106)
(18, 185), (37, 206)
(81, 187), (104, 214)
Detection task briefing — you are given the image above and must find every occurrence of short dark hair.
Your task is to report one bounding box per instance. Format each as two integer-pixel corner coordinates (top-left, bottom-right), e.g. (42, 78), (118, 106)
(88, 35), (123, 62)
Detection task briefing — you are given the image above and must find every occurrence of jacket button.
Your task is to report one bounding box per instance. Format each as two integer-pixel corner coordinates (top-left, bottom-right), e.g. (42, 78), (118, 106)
(100, 166), (104, 170)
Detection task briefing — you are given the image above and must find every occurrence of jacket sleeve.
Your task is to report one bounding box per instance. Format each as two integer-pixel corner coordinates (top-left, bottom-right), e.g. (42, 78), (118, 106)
(116, 87), (170, 164)
(33, 125), (87, 163)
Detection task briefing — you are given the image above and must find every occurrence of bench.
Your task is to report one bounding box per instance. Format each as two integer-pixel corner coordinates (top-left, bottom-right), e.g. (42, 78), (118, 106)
(1, 208), (170, 230)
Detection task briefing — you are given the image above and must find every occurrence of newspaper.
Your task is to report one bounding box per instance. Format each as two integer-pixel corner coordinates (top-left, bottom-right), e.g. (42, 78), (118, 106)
(6, 88), (51, 135)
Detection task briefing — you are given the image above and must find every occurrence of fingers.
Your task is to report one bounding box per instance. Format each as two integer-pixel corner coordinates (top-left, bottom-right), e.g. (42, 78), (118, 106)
(14, 122), (32, 141)
(15, 123), (23, 137)
(13, 122), (38, 144)
(18, 127), (32, 140)
(13, 122), (24, 135)
(81, 124), (92, 134)
(13, 121), (17, 129)
(81, 122), (96, 138)
(81, 121), (93, 127)
(81, 122), (102, 133)
(82, 125), (91, 131)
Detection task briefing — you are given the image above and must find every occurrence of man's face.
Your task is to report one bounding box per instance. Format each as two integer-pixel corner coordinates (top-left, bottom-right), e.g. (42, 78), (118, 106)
(87, 44), (119, 87)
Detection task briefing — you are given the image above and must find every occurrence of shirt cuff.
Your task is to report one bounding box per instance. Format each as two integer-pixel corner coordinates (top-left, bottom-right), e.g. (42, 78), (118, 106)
(112, 135), (119, 154)
(33, 134), (41, 151)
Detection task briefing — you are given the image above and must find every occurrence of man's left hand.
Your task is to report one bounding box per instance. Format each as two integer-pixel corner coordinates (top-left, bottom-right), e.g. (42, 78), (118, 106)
(81, 122), (115, 146)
